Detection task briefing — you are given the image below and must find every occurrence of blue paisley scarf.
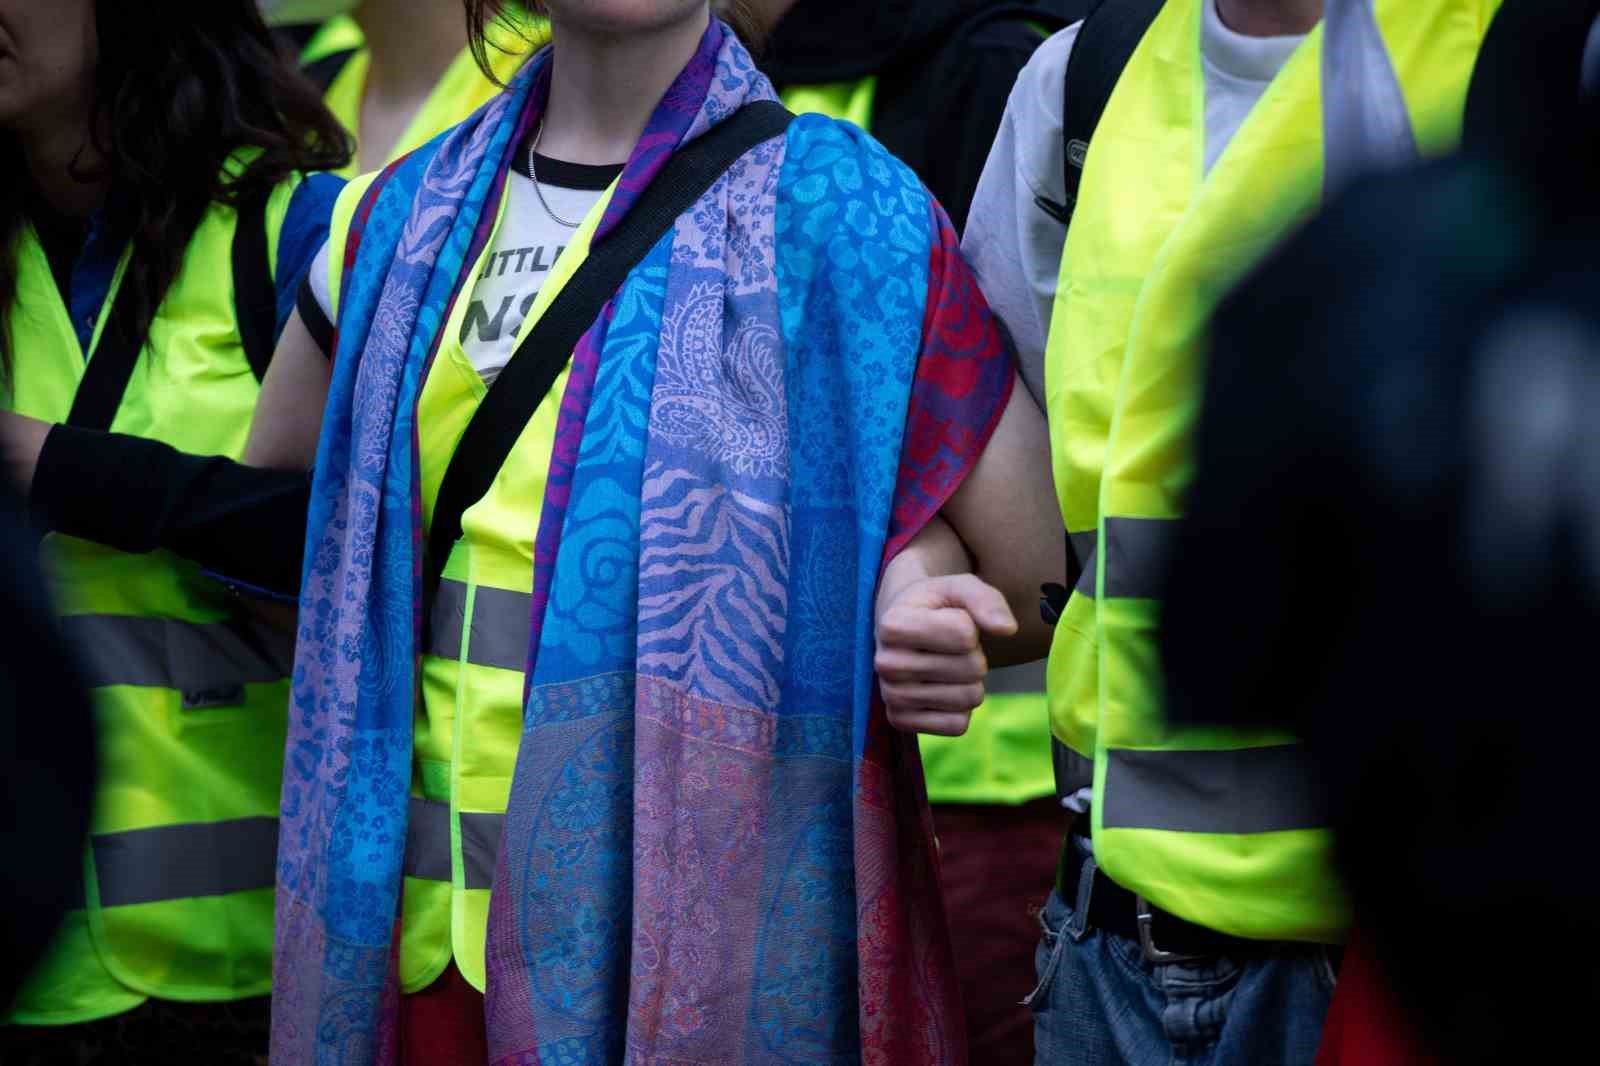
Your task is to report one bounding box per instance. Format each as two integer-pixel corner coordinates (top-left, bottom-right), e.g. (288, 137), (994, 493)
(273, 20), (1014, 1065)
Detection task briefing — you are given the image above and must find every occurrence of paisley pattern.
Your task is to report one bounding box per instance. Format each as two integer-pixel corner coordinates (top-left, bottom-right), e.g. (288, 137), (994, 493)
(651, 283), (787, 478)
(280, 18), (1012, 1066)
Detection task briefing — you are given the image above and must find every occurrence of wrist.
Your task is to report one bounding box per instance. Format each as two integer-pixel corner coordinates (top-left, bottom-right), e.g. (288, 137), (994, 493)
(877, 549), (932, 623)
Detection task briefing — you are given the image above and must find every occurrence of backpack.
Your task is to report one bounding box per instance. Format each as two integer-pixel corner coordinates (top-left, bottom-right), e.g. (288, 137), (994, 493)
(1035, 0), (1164, 235)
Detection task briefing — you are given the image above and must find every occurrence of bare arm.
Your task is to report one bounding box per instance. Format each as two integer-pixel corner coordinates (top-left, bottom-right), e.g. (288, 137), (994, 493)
(938, 373), (1063, 666)
(872, 375), (1064, 737)
(245, 310), (331, 471)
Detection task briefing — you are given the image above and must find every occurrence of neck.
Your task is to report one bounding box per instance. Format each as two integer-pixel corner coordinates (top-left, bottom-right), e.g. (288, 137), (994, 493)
(538, 9), (711, 166)
(15, 83), (107, 219)
(1214, 0), (1323, 36)
(354, 0), (467, 97)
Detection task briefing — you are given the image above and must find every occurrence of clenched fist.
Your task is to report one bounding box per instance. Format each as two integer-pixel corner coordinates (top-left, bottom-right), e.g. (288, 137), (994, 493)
(875, 573), (1017, 737)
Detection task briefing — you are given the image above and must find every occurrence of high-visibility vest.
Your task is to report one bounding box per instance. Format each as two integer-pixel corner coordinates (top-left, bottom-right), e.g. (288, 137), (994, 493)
(1043, 0), (1499, 942)
(317, 170), (611, 994)
(781, 80), (1057, 809)
(4, 175), (306, 1025)
(296, 15), (547, 179)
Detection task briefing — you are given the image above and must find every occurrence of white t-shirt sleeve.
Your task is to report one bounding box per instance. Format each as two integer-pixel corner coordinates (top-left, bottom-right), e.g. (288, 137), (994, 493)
(307, 239), (333, 326)
(961, 23), (1080, 412)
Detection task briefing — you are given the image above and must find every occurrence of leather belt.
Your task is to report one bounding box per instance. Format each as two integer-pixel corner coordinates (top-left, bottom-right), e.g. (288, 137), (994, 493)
(1056, 830), (1279, 964)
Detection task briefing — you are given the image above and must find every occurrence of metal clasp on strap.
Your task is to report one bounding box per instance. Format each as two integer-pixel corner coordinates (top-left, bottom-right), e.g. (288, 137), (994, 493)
(1135, 896), (1205, 965)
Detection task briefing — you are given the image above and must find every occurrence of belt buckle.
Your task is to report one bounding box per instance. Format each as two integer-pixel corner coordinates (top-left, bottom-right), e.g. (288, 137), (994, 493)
(1135, 896), (1205, 965)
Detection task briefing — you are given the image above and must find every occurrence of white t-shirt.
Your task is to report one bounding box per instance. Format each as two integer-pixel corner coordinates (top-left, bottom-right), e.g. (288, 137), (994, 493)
(962, 0), (1307, 409)
(961, 1), (1306, 814)
(306, 152), (620, 384)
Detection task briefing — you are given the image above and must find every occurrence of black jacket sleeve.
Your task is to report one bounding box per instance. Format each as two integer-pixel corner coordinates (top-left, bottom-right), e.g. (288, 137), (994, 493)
(32, 424), (311, 598)
(0, 485), (94, 1007)
(873, 15), (1051, 233)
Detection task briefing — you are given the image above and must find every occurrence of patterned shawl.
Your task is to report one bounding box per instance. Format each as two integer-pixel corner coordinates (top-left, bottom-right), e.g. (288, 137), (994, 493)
(272, 20), (1013, 1065)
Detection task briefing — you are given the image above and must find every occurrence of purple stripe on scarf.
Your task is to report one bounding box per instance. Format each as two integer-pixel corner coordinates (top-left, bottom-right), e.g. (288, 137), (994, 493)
(594, 19), (727, 242)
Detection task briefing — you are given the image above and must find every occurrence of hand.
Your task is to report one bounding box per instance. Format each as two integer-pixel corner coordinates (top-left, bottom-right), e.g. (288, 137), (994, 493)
(0, 411), (52, 494)
(874, 573), (1018, 736)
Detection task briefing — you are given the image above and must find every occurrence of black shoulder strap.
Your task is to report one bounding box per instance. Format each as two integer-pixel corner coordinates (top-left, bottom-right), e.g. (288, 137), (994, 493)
(303, 48), (361, 95)
(1045, 0), (1163, 230)
(231, 191), (277, 383)
(425, 100), (795, 595)
(68, 191), (276, 433)
(64, 283), (154, 433)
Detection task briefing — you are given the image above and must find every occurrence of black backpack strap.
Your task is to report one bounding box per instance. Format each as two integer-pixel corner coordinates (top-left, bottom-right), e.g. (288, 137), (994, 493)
(231, 190), (278, 383)
(1037, 0), (1163, 229)
(425, 100), (795, 595)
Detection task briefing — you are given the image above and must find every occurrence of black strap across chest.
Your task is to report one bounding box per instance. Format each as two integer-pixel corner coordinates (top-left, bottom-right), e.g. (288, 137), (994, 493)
(64, 197), (278, 433)
(424, 99), (795, 596)
(62, 276), (150, 432)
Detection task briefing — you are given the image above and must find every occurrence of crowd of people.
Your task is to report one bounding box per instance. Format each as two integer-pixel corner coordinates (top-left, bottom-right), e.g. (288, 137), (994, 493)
(0, 0), (1592, 1063)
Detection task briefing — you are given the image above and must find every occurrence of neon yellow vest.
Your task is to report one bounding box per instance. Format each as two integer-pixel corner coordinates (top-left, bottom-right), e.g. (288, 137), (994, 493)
(302, 15), (548, 179)
(297, 15), (362, 65)
(321, 172), (610, 993)
(1044, 0), (1498, 942)
(4, 176), (305, 1025)
(781, 79), (1056, 808)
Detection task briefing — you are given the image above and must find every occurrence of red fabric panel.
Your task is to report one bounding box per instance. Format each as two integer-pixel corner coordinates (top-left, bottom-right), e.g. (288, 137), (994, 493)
(402, 963), (488, 1066)
(935, 798), (1070, 1066)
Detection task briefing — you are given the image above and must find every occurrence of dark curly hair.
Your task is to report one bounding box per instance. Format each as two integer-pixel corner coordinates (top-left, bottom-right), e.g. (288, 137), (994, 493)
(0, 0), (352, 377)
(465, 0), (767, 79)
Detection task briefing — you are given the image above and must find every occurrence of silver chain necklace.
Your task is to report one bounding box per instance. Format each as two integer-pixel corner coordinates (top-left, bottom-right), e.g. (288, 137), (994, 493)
(528, 122), (584, 229)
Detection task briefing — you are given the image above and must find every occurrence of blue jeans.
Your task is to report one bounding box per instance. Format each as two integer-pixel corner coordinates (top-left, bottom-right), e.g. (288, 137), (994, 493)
(1027, 854), (1336, 1066)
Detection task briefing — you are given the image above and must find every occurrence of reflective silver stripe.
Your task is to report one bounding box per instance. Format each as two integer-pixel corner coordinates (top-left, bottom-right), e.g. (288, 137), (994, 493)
(426, 580), (531, 673)
(986, 659), (1046, 696)
(1101, 516), (1177, 600)
(91, 817), (278, 907)
(61, 614), (294, 694)
(402, 797), (503, 891)
(1322, 0), (1417, 197)
(1100, 746), (1331, 835)
(404, 797), (453, 883)
(1052, 740), (1095, 800)
(1069, 530), (1098, 599)
(459, 812), (503, 891)
(1062, 528), (1100, 598)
